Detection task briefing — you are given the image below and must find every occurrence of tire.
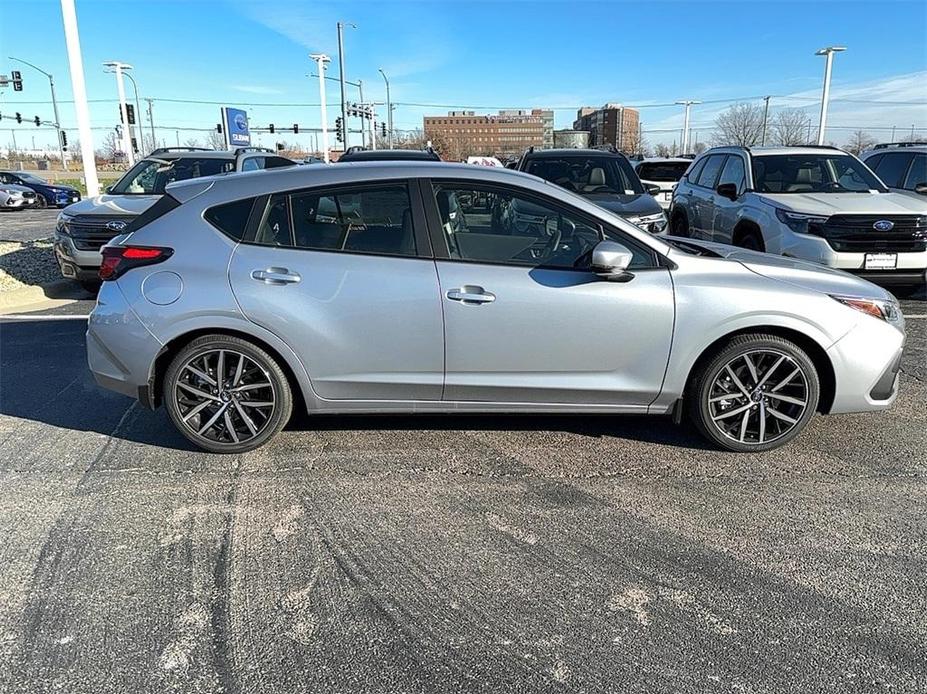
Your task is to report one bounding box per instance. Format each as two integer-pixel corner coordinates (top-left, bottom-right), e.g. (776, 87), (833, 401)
(671, 212), (689, 237)
(687, 334), (820, 453)
(734, 228), (765, 252)
(891, 284), (925, 299)
(35, 194), (48, 209)
(163, 334), (293, 453)
(79, 280), (101, 294)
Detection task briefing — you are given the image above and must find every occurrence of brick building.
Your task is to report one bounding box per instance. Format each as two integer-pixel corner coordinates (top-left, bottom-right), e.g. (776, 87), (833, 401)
(423, 109), (553, 159)
(572, 104), (640, 153)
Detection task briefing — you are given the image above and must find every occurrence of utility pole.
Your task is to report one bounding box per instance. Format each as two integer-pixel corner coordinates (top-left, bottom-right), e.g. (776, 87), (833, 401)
(310, 53), (331, 163)
(103, 61), (135, 165)
(60, 0), (99, 195)
(145, 97), (156, 146)
(175, 130), (180, 146)
(10, 130), (17, 151)
(336, 21), (356, 149)
(891, 125), (896, 143)
(379, 68), (393, 148)
(761, 95), (771, 146)
(10, 56), (68, 170)
(815, 46), (846, 145)
(357, 79), (365, 148)
(675, 100), (701, 154)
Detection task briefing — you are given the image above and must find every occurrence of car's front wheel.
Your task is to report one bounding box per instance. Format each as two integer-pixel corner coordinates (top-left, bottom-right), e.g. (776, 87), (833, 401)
(164, 335), (293, 453)
(35, 194), (48, 209)
(671, 212), (689, 237)
(688, 334), (820, 452)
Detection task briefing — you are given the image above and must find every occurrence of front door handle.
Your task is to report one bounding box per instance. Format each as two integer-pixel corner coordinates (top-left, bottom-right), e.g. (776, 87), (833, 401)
(251, 267), (301, 285)
(446, 286), (495, 304)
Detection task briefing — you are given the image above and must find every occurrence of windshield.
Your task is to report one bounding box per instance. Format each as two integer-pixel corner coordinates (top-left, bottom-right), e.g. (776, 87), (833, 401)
(525, 156), (644, 195)
(110, 157), (234, 195)
(19, 173), (48, 184)
(636, 161), (691, 182)
(752, 154), (886, 194)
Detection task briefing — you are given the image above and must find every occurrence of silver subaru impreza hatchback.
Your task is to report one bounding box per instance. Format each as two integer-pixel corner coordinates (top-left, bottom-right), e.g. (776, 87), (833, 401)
(87, 161), (905, 453)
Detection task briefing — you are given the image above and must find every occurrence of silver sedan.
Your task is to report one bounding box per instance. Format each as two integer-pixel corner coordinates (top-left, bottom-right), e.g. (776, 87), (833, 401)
(86, 162), (905, 453)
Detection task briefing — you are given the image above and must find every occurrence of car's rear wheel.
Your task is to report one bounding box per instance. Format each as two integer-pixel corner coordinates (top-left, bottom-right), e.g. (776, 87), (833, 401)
(671, 212), (689, 237)
(164, 335), (293, 453)
(688, 334), (820, 452)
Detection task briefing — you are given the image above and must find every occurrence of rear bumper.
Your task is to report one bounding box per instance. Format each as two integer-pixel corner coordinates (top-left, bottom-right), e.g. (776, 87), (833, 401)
(86, 282), (163, 401)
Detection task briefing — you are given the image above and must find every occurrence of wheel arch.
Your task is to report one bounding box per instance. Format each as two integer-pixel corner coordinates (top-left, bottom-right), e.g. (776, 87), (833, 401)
(683, 325), (836, 414)
(148, 326), (311, 414)
(731, 218), (765, 250)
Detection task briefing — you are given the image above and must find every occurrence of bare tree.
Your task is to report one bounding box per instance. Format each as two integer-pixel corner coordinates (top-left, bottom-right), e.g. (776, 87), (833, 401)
(845, 130), (877, 155)
(772, 108), (813, 146)
(692, 141), (707, 155)
(95, 130), (120, 160)
(204, 130), (226, 150)
(712, 102), (765, 147)
(183, 137), (201, 149)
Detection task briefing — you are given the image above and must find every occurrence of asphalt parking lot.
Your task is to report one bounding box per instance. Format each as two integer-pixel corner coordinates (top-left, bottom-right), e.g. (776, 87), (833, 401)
(0, 208), (60, 243)
(0, 302), (924, 693)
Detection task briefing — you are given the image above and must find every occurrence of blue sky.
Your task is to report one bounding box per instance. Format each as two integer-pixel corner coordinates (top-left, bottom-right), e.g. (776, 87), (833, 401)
(1, 0), (925, 152)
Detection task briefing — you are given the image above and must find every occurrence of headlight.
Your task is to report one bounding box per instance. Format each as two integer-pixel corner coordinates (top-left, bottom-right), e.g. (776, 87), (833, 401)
(56, 212), (73, 235)
(775, 208), (829, 235)
(831, 295), (904, 331)
(626, 211), (667, 234)
(0, 187), (19, 195)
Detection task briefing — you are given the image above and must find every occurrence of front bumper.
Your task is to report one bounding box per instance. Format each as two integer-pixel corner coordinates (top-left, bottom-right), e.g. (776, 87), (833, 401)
(51, 191), (81, 207)
(826, 316), (905, 414)
(3, 195), (29, 209)
(54, 232), (103, 281)
(87, 282), (163, 401)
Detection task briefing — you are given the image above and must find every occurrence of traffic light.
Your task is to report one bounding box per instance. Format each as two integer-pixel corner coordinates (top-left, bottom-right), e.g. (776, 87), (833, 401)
(131, 137), (138, 153)
(335, 116), (344, 143)
(275, 142), (284, 151)
(60, 131), (68, 150)
(126, 103), (135, 125)
(381, 122), (387, 138)
(293, 123), (299, 134)
(216, 123), (223, 133)
(269, 124), (275, 134)
(15, 112), (22, 124)
(11, 70), (22, 91)
(34, 116), (40, 127)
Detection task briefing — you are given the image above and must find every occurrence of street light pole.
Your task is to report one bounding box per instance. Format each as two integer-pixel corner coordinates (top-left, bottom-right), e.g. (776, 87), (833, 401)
(815, 46), (846, 145)
(761, 95), (771, 146)
(357, 79), (365, 148)
(59, 0), (99, 195)
(121, 69), (146, 156)
(103, 61), (135, 165)
(336, 21), (356, 149)
(675, 100), (701, 154)
(9, 56), (68, 170)
(145, 97), (156, 147)
(379, 68), (393, 149)
(309, 53), (331, 163)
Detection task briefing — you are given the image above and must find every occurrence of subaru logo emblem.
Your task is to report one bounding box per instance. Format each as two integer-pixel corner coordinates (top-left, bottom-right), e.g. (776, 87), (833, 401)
(873, 219), (894, 232)
(106, 220), (127, 231)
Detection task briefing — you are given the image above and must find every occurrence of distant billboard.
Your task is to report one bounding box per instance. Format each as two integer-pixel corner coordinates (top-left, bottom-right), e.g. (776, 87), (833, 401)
(221, 107), (251, 148)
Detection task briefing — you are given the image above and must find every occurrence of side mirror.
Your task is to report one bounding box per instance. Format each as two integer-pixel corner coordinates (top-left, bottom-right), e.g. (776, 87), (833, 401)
(716, 182), (738, 201)
(645, 183), (661, 196)
(591, 240), (634, 282)
(914, 183), (927, 195)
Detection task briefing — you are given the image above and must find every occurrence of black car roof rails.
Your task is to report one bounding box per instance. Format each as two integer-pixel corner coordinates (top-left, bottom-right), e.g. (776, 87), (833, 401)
(233, 147), (274, 156)
(149, 146), (213, 156)
(872, 141), (927, 150)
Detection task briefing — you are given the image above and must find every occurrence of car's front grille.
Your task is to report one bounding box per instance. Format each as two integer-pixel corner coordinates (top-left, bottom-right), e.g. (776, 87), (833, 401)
(65, 215), (136, 251)
(811, 215), (927, 253)
(22, 191), (36, 199)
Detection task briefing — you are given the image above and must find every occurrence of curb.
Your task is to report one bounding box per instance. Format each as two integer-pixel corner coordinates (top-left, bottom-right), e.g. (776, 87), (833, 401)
(0, 279), (84, 313)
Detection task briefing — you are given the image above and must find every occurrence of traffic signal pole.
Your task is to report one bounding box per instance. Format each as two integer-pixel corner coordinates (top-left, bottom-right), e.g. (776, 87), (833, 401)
(9, 56), (69, 170)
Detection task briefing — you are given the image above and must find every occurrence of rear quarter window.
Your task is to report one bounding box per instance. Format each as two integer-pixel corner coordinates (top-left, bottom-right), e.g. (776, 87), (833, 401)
(204, 198), (257, 240)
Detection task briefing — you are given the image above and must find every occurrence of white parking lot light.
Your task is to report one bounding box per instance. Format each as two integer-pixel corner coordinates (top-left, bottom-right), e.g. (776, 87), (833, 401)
(815, 46), (846, 145)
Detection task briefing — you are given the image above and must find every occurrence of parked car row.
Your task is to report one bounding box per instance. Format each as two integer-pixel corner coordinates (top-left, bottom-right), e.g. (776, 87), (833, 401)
(0, 171), (81, 209)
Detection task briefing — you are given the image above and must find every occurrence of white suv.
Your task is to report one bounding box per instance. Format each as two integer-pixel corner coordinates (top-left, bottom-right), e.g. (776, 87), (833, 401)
(860, 142), (927, 200)
(669, 145), (927, 295)
(633, 157), (693, 210)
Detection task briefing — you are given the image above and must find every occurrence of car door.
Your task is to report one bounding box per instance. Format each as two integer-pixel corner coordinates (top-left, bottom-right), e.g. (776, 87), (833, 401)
(227, 180), (445, 401)
(710, 154), (747, 243)
(689, 154), (727, 239)
(425, 179), (675, 407)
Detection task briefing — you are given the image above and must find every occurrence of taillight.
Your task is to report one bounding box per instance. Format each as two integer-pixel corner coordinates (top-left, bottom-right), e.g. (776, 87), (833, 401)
(99, 245), (173, 281)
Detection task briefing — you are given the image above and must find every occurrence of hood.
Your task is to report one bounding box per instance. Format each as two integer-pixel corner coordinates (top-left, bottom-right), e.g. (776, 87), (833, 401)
(583, 192), (663, 216)
(42, 183), (79, 193)
(62, 193), (160, 217)
(761, 191), (927, 215)
(670, 237), (895, 301)
(1, 183), (34, 194)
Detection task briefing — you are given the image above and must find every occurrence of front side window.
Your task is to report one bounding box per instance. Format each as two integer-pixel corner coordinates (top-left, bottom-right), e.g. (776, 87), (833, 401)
(873, 152), (914, 188)
(240, 157), (265, 172)
(751, 154), (886, 193)
(432, 183), (652, 270)
(524, 156), (644, 195)
(695, 155), (726, 189)
(903, 153), (927, 190)
(718, 155), (746, 194)
(255, 184), (416, 256)
(110, 157), (235, 195)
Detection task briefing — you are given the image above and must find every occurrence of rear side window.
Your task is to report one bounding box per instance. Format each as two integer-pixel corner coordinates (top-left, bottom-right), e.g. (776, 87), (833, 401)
(685, 157), (707, 183)
(124, 194), (181, 234)
(903, 154), (927, 190)
(204, 197), (256, 240)
(636, 161), (691, 182)
(873, 152), (914, 188)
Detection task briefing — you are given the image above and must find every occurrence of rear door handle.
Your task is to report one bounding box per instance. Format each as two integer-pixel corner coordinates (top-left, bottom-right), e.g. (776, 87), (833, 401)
(446, 286), (495, 304)
(251, 268), (301, 285)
